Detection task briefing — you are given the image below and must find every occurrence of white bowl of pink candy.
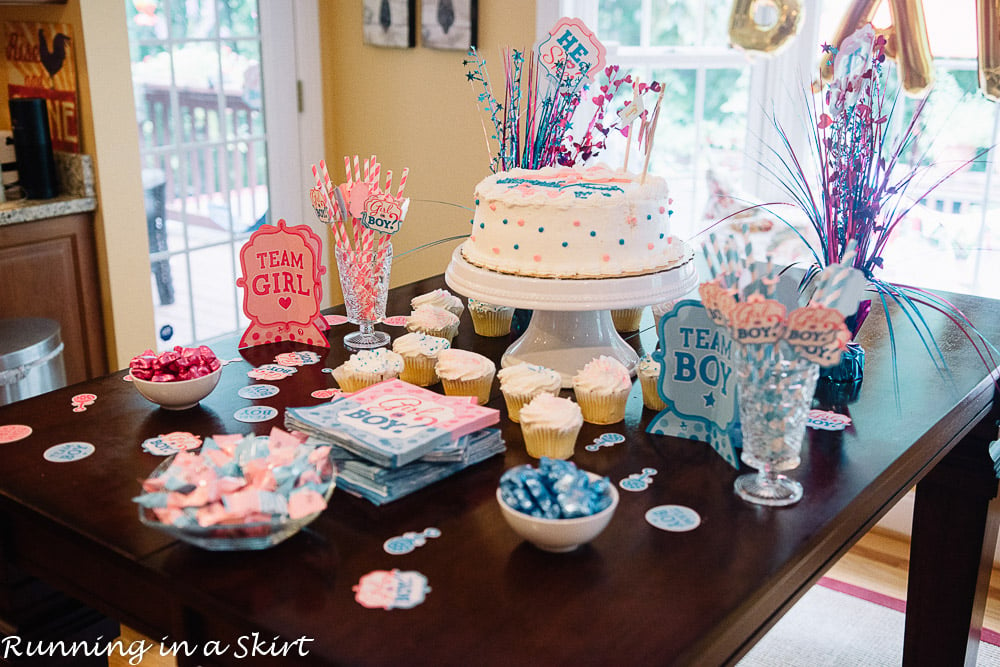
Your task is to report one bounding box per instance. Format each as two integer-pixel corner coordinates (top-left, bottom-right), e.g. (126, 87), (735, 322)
(497, 458), (619, 553)
(129, 346), (222, 410)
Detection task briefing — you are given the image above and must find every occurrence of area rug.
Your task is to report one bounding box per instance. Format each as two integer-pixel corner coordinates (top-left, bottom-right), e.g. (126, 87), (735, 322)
(737, 578), (1000, 666)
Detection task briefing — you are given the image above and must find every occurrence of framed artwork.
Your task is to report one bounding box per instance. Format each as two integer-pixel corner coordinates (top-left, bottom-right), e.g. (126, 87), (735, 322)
(362, 0), (416, 49)
(421, 0), (477, 51)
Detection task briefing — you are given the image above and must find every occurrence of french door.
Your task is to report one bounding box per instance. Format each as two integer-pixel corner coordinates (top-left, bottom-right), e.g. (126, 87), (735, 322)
(127, 0), (323, 350)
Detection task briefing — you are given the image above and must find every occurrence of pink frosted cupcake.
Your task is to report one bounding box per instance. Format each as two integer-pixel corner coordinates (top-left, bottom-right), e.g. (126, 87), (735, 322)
(405, 305), (460, 344)
(392, 332), (451, 386)
(435, 348), (496, 405)
(332, 348), (404, 393)
(572, 356), (633, 424)
(410, 288), (465, 318)
(497, 363), (562, 423)
(518, 394), (583, 459)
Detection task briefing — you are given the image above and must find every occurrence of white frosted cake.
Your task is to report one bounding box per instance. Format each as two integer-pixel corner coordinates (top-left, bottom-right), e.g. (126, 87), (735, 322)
(461, 164), (686, 279)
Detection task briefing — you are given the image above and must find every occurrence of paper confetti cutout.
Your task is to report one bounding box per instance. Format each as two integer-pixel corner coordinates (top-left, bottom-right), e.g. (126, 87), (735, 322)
(0, 424), (32, 444)
(353, 569), (431, 610)
(383, 527), (442, 555)
(238, 384), (281, 399)
(71, 393), (97, 412)
(807, 409), (852, 431)
(645, 505), (701, 532)
(44, 442), (95, 462)
(141, 432), (203, 456)
(585, 433), (625, 452)
(381, 315), (408, 327)
(247, 364), (298, 381)
(233, 406), (279, 423)
(275, 351), (322, 366)
(619, 468), (657, 492)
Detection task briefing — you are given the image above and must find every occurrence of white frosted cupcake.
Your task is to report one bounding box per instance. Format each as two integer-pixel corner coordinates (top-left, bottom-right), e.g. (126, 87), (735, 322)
(435, 348), (496, 405)
(637, 355), (666, 411)
(332, 348), (404, 393)
(518, 394), (583, 459)
(392, 332), (451, 386)
(651, 301), (675, 324)
(497, 363), (562, 423)
(405, 305), (460, 344)
(572, 355), (633, 424)
(411, 288), (464, 318)
(611, 308), (643, 332)
(468, 298), (515, 337)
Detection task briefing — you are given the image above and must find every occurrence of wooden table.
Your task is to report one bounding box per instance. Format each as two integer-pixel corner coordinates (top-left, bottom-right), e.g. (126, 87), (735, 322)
(0, 275), (997, 666)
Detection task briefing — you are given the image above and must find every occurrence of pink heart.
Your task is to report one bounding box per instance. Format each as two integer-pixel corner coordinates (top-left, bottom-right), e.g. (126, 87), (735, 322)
(517, 219), (525, 226)
(489, 203), (497, 211)
(278, 297), (292, 309)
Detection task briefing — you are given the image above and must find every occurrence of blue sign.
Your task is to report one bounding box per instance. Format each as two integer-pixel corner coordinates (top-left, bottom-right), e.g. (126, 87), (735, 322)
(647, 300), (742, 468)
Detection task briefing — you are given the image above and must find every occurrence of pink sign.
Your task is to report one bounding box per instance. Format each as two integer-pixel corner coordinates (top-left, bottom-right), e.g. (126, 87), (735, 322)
(236, 219), (329, 348)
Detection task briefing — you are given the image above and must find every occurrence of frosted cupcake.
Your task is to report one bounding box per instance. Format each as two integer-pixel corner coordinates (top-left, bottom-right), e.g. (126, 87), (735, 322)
(651, 301), (675, 325)
(611, 308), (643, 332)
(435, 348), (496, 405)
(497, 363), (562, 423)
(518, 394), (583, 459)
(411, 288), (464, 318)
(637, 355), (666, 411)
(391, 332), (451, 386)
(332, 348), (404, 393)
(405, 305), (460, 344)
(468, 298), (515, 337)
(572, 355), (633, 424)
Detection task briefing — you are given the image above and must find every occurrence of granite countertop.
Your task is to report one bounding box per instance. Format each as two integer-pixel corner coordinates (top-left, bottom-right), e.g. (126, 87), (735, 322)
(0, 152), (97, 226)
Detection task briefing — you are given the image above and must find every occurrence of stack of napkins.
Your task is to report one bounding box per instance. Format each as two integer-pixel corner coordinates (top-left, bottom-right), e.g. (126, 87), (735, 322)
(286, 379), (504, 504)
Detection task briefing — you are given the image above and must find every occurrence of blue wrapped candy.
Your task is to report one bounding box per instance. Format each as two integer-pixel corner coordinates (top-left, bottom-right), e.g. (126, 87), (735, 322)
(499, 458), (613, 519)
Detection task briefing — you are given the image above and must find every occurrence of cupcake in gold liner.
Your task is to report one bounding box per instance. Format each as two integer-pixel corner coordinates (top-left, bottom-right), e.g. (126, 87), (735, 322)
(391, 332), (451, 386)
(497, 362), (562, 422)
(610, 307), (643, 332)
(468, 298), (515, 337)
(518, 394), (583, 459)
(410, 288), (465, 318)
(637, 355), (666, 411)
(572, 355), (633, 425)
(435, 348), (496, 405)
(405, 305), (460, 344)
(331, 348), (404, 393)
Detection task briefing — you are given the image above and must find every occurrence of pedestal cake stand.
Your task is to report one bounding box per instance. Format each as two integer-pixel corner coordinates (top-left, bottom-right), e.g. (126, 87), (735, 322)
(445, 245), (699, 387)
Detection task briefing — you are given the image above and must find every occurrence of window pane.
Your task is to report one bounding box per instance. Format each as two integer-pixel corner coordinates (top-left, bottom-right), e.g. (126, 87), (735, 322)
(218, 0), (260, 38)
(171, 0), (217, 39)
(651, 0), (730, 48)
(598, 0), (641, 46)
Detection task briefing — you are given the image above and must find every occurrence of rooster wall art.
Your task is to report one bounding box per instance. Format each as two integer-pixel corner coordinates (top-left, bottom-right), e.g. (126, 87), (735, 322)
(38, 28), (70, 87)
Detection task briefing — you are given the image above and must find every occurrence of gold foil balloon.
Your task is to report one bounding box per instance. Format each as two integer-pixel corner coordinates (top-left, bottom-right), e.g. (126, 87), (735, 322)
(819, 0), (934, 95)
(729, 0), (804, 55)
(977, 0), (1000, 100)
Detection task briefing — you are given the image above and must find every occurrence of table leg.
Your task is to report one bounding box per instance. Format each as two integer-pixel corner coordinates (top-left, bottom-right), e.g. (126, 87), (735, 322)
(903, 418), (1000, 667)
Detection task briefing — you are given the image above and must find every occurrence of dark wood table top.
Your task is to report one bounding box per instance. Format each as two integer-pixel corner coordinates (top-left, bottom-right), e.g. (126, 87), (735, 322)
(0, 275), (998, 666)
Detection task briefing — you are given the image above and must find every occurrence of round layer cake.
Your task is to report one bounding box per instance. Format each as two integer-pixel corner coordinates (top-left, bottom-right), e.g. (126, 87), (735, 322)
(461, 163), (686, 279)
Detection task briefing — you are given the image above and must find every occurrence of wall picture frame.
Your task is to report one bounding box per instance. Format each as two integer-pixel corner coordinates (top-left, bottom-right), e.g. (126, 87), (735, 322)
(421, 0), (477, 51)
(362, 0), (416, 49)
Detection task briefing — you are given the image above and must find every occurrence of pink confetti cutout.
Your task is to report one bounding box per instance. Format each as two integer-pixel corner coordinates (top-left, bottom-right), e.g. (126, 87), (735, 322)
(71, 394), (97, 412)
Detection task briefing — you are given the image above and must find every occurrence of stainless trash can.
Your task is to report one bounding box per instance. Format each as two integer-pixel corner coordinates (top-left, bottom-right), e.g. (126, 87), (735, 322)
(0, 318), (66, 406)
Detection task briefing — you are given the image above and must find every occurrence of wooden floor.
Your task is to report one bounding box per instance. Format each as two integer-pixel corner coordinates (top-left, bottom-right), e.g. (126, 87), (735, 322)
(828, 528), (1000, 634)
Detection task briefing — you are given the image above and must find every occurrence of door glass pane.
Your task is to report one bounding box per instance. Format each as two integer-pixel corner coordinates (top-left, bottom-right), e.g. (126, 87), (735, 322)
(129, 0), (268, 351)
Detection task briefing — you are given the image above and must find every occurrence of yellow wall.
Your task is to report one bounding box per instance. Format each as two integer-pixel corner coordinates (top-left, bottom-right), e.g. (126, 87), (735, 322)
(0, 0), (155, 370)
(319, 0), (538, 297)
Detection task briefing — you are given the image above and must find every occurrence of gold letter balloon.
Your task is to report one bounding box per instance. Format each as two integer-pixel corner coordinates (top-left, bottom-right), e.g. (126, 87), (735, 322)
(729, 0), (804, 55)
(820, 0), (934, 96)
(978, 0), (1000, 101)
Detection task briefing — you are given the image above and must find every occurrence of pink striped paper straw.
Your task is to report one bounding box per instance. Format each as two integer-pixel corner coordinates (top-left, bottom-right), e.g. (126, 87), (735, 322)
(396, 167), (409, 197)
(344, 156), (353, 186)
(384, 170), (393, 195)
(311, 163), (348, 249)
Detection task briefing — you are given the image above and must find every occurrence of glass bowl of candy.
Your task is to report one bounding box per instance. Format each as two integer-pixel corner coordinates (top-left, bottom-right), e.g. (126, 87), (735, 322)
(496, 458), (619, 553)
(135, 432), (336, 550)
(129, 346), (223, 410)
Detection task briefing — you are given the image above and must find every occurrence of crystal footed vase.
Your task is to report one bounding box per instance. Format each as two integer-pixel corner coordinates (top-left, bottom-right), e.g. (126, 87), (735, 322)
(335, 243), (392, 350)
(734, 346), (819, 507)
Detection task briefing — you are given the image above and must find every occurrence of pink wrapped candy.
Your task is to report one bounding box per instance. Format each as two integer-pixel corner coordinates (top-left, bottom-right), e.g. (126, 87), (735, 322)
(130, 346), (221, 382)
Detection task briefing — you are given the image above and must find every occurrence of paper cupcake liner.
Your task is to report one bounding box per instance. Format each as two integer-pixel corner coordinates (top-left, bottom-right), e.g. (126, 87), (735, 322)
(399, 355), (439, 387)
(639, 373), (667, 411)
(611, 308), (643, 332)
(573, 386), (630, 425)
(441, 373), (495, 405)
(332, 366), (397, 393)
(521, 423), (580, 459)
(407, 322), (459, 345)
(470, 308), (514, 337)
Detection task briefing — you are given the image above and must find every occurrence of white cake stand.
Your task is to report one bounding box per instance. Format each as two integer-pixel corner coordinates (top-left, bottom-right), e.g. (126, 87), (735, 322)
(445, 245), (699, 387)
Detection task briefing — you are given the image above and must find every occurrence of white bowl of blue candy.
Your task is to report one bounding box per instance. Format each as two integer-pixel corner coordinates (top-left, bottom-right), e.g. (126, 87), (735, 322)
(497, 458), (619, 553)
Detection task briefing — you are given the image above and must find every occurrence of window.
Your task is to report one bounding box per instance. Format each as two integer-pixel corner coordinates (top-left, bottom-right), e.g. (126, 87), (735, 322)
(551, 0), (999, 298)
